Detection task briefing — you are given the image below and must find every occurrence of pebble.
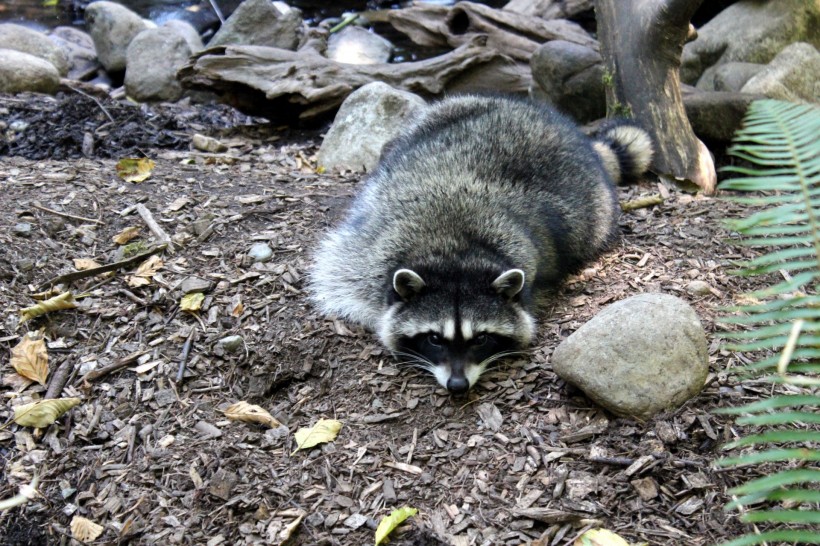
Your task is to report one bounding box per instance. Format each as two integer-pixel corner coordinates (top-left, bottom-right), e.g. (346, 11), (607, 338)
(248, 242), (273, 262)
(686, 280), (712, 296)
(217, 335), (244, 353)
(13, 222), (32, 236)
(180, 276), (212, 293)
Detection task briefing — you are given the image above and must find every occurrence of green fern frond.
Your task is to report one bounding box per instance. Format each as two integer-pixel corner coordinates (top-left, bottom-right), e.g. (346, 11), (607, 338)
(717, 100), (820, 546)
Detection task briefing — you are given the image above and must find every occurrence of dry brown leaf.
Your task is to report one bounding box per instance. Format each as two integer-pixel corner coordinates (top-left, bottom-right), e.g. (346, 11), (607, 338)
(73, 258), (102, 270)
(10, 333), (49, 385)
(20, 292), (77, 322)
(231, 300), (244, 317)
(14, 398), (82, 428)
(224, 401), (282, 428)
(126, 254), (163, 287)
(116, 157), (155, 183)
(113, 226), (141, 245)
(70, 515), (104, 542)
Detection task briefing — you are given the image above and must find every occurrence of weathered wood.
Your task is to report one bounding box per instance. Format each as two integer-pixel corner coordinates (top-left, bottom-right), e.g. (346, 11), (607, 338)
(596, 0), (717, 194)
(178, 36), (529, 122)
(503, 0), (595, 20)
(388, 1), (597, 62)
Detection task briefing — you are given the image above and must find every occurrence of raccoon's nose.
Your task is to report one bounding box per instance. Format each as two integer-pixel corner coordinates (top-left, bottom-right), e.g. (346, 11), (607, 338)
(447, 376), (469, 395)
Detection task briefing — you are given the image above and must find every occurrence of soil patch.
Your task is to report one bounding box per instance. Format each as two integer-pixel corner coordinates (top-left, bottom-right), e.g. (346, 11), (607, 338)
(0, 91), (774, 545)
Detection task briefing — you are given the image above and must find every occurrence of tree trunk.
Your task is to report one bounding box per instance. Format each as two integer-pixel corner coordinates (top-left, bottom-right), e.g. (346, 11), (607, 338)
(596, 0), (717, 194)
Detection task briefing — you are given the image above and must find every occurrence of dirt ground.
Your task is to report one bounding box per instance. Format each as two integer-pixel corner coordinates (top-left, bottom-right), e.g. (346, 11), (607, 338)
(0, 91), (775, 545)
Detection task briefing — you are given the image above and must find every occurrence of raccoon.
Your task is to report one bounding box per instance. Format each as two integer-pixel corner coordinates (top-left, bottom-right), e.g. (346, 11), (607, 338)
(309, 95), (653, 394)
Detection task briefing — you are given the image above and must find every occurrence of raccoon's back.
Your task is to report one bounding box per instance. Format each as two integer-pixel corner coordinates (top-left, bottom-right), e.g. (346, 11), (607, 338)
(309, 96), (623, 326)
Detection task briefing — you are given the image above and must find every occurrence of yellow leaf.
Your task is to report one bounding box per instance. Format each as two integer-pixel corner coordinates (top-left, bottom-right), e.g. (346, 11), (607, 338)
(20, 292), (77, 322)
(116, 158), (155, 183)
(10, 333), (49, 385)
(113, 226), (141, 245)
(70, 515), (104, 542)
(180, 292), (205, 312)
(73, 258), (101, 270)
(375, 507), (418, 545)
(292, 419), (342, 453)
(574, 529), (632, 546)
(14, 398), (82, 428)
(231, 300), (244, 317)
(224, 401), (282, 428)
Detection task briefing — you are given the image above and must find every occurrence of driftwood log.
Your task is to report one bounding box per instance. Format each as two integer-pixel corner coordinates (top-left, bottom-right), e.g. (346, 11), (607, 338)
(178, 35), (529, 122)
(597, 0), (717, 194)
(387, 1), (597, 61)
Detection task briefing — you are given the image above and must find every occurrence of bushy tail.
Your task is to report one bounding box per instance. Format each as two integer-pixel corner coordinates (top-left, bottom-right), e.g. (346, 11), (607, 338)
(591, 121), (654, 184)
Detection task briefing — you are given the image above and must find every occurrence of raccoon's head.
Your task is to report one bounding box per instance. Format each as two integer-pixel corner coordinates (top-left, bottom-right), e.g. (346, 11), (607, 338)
(378, 267), (536, 395)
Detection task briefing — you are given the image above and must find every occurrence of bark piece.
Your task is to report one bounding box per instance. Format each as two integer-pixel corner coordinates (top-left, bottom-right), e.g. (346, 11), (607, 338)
(178, 36), (528, 122)
(597, 0), (717, 194)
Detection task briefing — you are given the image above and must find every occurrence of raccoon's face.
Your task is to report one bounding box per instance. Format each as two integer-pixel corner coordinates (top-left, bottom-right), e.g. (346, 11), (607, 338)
(378, 268), (536, 395)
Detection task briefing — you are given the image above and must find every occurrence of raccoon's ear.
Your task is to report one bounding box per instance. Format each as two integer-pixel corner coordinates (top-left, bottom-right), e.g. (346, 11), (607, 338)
(492, 269), (525, 300)
(393, 269), (426, 300)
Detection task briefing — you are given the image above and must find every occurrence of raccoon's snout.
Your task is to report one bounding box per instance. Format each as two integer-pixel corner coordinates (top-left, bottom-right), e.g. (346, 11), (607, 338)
(446, 375), (470, 395)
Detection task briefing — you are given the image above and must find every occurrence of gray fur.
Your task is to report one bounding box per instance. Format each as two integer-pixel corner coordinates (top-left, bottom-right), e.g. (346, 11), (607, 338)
(309, 95), (653, 391)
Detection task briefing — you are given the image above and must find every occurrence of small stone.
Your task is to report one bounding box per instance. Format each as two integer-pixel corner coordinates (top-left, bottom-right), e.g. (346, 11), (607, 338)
(248, 242), (273, 262)
(305, 512), (325, 527)
(217, 335), (244, 353)
(13, 222), (32, 236)
(192, 133), (227, 153)
(195, 421), (222, 439)
(327, 26), (393, 65)
(209, 468), (238, 500)
(477, 402), (503, 432)
(265, 424), (289, 440)
(153, 388), (177, 408)
(686, 280), (712, 296)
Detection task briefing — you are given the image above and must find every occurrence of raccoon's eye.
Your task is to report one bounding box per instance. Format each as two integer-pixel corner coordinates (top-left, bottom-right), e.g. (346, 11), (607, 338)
(427, 333), (443, 346)
(473, 333), (490, 346)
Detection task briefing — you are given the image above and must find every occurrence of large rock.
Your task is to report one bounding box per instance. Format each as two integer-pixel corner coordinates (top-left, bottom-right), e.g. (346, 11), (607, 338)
(0, 23), (69, 76)
(699, 62), (766, 92)
(208, 0), (303, 49)
(162, 20), (204, 54)
(327, 26), (393, 65)
(318, 82), (428, 173)
(125, 27), (194, 101)
(530, 40), (605, 123)
(551, 294), (708, 421)
(741, 42), (820, 104)
(682, 0), (820, 85)
(683, 89), (763, 143)
(48, 26), (99, 80)
(85, 0), (151, 72)
(0, 48), (61, 94)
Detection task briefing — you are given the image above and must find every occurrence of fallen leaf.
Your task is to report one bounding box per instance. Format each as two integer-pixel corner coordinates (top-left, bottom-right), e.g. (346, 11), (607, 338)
(224, 401), (282, 428)
(20, 292), (77, 322)
(375, 507), (418, 545)
(574, 529), (633, 546)
(10, 333), (49, 385)
(116, 158), (155, 183)
(180, 292), (205, 312)
(71, 515), (104, 542)
(113, 226), (141, 245)
(292, 419), (342, 453)
(231, 300), (244, 317)
(127, 255), (163, 287)
(73, 258), (102, 270)
(14, 398), (82, 428)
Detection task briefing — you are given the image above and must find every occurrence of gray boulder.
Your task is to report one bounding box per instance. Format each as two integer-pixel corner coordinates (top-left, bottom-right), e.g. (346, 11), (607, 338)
(208, 0), (303, 49)
(551, 294), (708, 421)
(530, 40), (605, 123)
(327, 26), (393, 65)
(741, 42), (820, 104)
(318, 82), (428, 173)
(683, 89), (764, 143)
(0, 23), (69, 76)
(85, 0), (151, 72)
(125, 27), (194, 101)
(48, 26), (99, 80)
(682, 0), (820, 85)
(162, 19), (204, 54)
(700, 62), (765, 92)
(0, 48), (61, 94)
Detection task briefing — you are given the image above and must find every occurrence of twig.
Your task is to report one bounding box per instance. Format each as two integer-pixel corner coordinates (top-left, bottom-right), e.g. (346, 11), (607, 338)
(136, 204), (175, 253)
(207, 0), (225, 23)
(31, 201), (103, 224)
(176, 329), (197, 382)
(37, 244), (167, 290)
(406, 427), (418, 465)
(620, 194), (664, 212)
(81, 349), (150, 383)
(45, 359), (74, 399)
(61, 81), (116, 123)
(0, 474), (39, 511)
